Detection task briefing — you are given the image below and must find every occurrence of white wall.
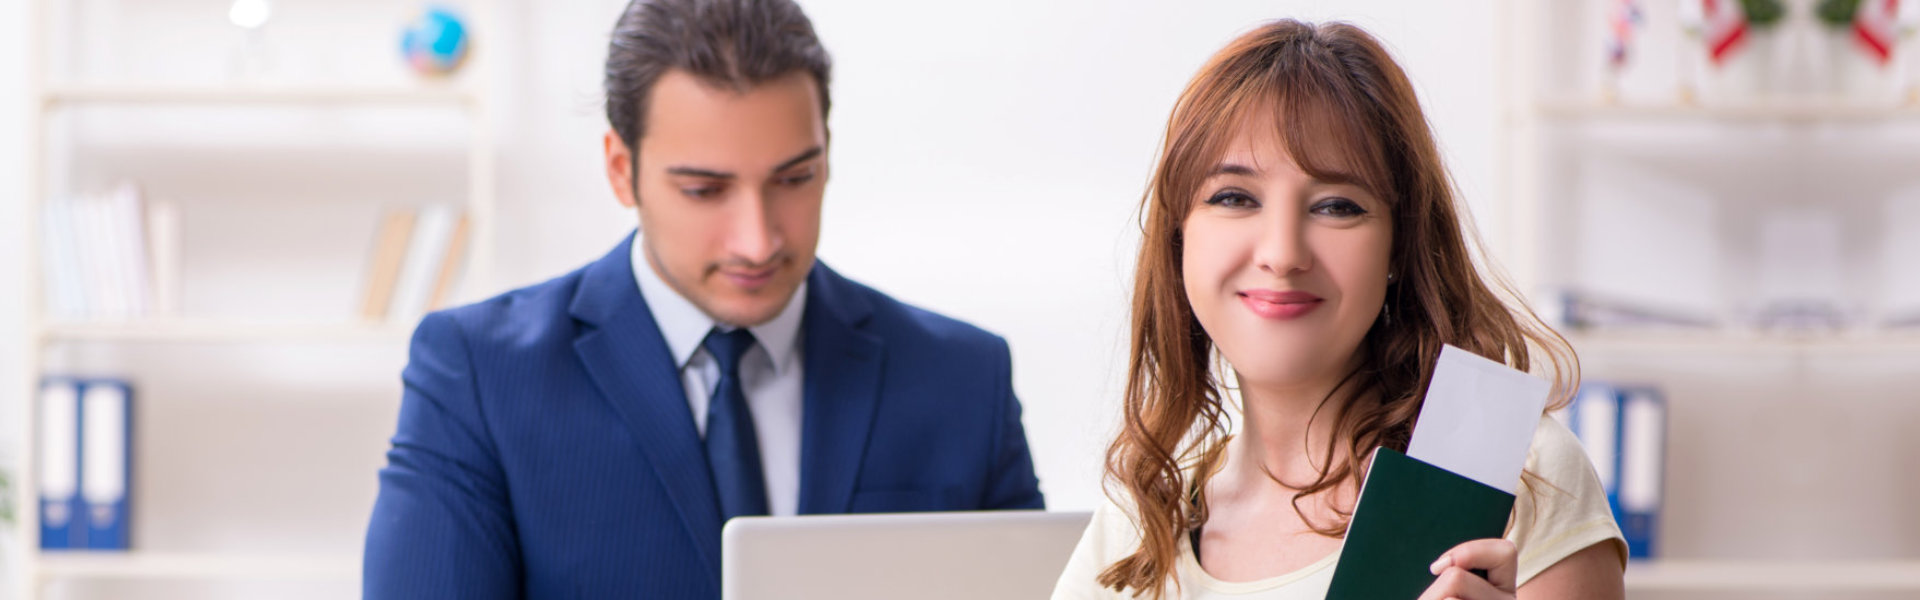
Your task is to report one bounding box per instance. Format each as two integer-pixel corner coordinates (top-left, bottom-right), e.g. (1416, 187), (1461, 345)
(485, 0), (1508, 511)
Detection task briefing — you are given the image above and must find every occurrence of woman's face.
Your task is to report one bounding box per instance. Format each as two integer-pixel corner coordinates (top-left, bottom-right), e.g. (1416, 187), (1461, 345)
(1181, 116), (1393, 394)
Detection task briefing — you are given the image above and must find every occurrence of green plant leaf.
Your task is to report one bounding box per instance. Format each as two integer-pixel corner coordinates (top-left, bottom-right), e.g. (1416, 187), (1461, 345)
(1817, 0), (1860, 27)
(0, 468), (12, 527)
(1744, 0), (1788, 27)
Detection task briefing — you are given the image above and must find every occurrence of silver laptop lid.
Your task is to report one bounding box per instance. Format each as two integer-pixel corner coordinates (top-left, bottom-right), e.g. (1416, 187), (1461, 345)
(722, 510), (1092, 600)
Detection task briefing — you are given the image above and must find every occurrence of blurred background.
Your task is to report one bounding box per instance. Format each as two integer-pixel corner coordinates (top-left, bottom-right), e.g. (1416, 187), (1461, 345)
(0, 0), (1916, 598)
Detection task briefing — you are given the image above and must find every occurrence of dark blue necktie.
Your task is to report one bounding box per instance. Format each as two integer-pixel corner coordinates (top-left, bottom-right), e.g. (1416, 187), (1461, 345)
(702, 327), (769, 522)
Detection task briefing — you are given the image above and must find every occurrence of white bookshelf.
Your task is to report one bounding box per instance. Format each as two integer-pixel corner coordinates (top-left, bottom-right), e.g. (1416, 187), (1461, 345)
(37, 320), (417, 344)
(1625, 560), (1920, 592)
(1565, 330), (1920, 355)
(34, 552), (358, 582)
(1500, 1), (1920, 597)
(1536, 97), (1920, 121)
(11, 0), (495, 598)
(42, 84), (478, 107)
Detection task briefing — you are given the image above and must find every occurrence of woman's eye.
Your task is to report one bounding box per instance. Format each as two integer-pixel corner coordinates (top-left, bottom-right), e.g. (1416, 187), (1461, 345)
(1204, 190), (1258, 209)
(1311, 197), (1368, 218)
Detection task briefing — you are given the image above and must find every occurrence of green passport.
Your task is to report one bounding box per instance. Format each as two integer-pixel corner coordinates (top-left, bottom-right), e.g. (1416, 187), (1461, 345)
(1324, 447), (1515, 600)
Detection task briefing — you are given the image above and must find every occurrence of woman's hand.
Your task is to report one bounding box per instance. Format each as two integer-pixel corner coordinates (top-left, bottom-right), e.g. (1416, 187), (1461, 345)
(1416, 538), (1517, 600)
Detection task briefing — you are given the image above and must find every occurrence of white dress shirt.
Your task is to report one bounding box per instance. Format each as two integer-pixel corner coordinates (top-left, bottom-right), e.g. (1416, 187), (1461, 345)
(632, 239), (806, 517)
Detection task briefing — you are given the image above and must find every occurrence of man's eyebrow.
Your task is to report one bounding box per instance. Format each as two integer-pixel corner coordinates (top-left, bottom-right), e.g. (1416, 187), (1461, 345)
(664, 166), (734, 179)
(770, 146), (824, 174)
(662, 146), (824, 180)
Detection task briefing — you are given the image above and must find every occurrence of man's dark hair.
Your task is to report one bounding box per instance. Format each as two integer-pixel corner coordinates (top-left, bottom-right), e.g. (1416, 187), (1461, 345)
(604, 0), (833, 149)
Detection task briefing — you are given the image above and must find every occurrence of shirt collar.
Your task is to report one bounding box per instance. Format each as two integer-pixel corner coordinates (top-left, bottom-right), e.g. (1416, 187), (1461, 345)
(631, 235), (806, 373)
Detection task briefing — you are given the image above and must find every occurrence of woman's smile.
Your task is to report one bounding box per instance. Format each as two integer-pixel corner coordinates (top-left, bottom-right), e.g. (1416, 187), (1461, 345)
(1237, 289), (1323, 320)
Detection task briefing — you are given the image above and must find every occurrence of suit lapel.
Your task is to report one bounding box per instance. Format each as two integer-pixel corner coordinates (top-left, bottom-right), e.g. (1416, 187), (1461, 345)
(797, 263), (886, 514)
(568, 233), (724, 582)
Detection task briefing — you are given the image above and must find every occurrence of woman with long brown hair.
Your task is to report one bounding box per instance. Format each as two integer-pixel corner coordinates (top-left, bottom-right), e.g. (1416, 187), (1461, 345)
(1052, 20), (1626, 600)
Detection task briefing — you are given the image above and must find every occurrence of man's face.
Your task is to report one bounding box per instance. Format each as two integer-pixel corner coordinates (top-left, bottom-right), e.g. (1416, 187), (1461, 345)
(605, 69), (828, 327)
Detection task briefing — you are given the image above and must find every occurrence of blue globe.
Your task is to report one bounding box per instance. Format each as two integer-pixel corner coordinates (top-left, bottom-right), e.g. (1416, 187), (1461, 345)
(400, 6), (470, 77)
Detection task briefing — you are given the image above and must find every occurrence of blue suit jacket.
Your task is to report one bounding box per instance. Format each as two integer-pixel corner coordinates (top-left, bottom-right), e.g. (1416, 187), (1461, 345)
(364, 234), (1045, 599)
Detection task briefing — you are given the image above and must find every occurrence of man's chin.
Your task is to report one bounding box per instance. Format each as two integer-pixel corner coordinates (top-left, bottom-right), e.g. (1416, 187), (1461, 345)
(698, 293), (797, 329)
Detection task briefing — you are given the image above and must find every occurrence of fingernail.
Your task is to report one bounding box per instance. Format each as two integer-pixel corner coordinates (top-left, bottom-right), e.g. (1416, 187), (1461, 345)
(1429, 554), (1452, 575)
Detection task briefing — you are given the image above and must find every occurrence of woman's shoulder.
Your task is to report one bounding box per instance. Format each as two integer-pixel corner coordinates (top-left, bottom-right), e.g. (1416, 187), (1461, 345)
(1050, 492), (1148, 600)
(1083, 491), (1148, 560)
(1524, 414), (1592, 477)
(1510, 414), (1628, 585)
(1517, 413), (1613, 518)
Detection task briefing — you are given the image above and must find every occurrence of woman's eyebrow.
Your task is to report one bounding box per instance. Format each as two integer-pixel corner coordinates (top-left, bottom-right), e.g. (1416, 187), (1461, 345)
(1209, 162), (1257, 176)
(1208, 161), (1362, 189)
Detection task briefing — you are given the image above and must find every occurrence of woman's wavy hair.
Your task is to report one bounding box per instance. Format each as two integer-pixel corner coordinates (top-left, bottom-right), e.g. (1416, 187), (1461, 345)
(1097, 19), (1578, 598)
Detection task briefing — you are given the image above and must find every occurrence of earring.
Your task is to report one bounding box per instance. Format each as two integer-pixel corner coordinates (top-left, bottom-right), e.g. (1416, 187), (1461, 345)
(1379, 270), (1398, 326)
(1382, 274), (1394, 326)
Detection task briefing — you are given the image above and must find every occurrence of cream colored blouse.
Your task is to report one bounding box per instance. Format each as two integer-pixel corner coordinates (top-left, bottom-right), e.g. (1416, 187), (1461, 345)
(1050, 416), (1627, 599)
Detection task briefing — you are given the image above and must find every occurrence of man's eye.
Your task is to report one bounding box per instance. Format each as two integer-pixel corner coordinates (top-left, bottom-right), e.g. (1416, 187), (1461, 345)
(682, 186), (722, 199)
(778, 172), (816, 187)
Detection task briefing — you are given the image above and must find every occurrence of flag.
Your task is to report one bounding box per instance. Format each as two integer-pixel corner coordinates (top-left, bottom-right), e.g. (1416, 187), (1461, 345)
(1607, 0), (1646, 69)
(1852, 0), (1902, 65)
(1687, 0), (1750, 65)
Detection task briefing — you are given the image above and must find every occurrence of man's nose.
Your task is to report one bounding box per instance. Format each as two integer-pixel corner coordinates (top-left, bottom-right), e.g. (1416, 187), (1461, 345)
(724, 191), (781, 266)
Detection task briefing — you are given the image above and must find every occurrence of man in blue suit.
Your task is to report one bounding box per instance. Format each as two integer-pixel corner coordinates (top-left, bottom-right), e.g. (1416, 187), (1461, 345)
(362, 0), (1045, 597)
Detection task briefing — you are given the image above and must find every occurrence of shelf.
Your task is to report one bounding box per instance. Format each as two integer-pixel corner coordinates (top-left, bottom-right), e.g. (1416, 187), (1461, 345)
(1563, 330), (1920, 355)
(40, 319), (416, 343)
(35, 552), (358, 582)
(1559, 328), (1920, 355)
(1625, 559), (1920, 591)
(17, 3), (498, 600)
(42, 84), (478, 107)
(1535, 97), (1920, 122)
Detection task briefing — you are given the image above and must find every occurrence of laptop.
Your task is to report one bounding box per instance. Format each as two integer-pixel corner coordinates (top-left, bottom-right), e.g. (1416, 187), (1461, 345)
(721, 510), (1093, 600)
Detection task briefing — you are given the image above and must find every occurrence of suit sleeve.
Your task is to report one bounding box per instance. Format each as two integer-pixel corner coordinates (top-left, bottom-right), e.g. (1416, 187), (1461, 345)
(980, 336), (1046, 510)
(364, 312), (523, 599)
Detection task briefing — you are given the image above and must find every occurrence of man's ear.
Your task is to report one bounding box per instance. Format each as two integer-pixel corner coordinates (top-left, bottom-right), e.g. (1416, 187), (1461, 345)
(605, 130), (639, 208)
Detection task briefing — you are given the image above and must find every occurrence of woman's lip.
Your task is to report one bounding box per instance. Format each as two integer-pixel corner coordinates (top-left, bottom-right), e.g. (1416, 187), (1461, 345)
(1239, 289), (1322, 303)
(1238, 290), (1323, 320)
